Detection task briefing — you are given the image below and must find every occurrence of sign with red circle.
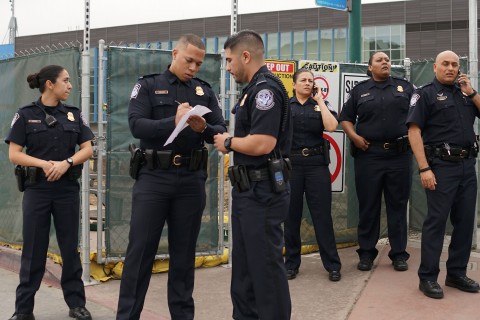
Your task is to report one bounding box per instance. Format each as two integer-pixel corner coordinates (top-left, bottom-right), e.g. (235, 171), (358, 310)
(314, 75), (330, 100)
(322, 131), (345, 192)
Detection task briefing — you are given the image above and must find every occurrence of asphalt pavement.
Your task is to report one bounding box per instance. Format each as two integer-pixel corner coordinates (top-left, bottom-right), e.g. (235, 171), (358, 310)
(1, 236), (479, 320)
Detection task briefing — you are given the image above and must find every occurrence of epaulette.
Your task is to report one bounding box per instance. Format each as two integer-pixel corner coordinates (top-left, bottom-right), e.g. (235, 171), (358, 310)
(416, 82), (433, 90)
(355, 78), (370, 86)
(392, 76), (410, 83)
(20, 102), (36, 109)
(255, 73), (267, 86)
(138, 73), (161, 80)
(193, 77), (212, 89)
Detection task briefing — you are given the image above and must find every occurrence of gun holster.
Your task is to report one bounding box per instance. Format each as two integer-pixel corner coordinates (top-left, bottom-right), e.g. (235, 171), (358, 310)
(228, 165), (251, 192)
(395, 135), (410, 153)
(129, 143), (145, 179)
(323, 139), (331, 163)
(189, 147), (208, 171)
(67, 164), (83, 180)
(14, 165), (26, 192)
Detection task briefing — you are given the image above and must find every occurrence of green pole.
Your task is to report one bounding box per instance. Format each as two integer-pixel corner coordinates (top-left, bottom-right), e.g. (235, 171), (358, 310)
(348, 0), (362, 63)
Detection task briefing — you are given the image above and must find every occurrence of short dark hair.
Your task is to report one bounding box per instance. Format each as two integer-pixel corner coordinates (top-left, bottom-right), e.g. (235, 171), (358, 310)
(224, 30), (264, 56)
(26, 65), (65, 93)
(177, 33), (205, 50)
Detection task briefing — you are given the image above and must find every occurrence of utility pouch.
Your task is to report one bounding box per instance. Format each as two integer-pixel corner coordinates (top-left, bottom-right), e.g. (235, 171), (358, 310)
(396, 136), (409, 153)
(144, 149), (157, 170)
(14, 165), (26, 192)
(282, 158), (292, 182)
(129, 144), (144, 179)
(323, 139), (331, 163)
(228, 165), (251, 192)
(67, 164), (83, 181)
(156, 151), (173, 170)
(27, 167), (38, 184)
(268, 158), (286, 193)
(189, 148), (208, 171)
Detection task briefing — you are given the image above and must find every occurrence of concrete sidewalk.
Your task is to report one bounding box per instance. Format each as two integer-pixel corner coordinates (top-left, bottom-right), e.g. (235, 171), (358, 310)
(1, 240), (479, 320)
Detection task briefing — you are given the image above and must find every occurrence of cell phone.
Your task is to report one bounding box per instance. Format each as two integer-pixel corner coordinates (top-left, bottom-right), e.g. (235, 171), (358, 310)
(312, 84), (318, 96)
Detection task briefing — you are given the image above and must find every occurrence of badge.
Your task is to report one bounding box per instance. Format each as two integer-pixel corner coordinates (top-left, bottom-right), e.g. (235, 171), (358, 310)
(10, 113), (20, 128)
(130, 84), (141, 99)
(195, 86), (204, 96)
(67, 112), (75, 121)
(314, 105), (321, 112)
(155, 90), (168, 95)
(255, 89), (274, 111)
(397, 86), (403, 92)
(240, 94), (247, 107)
(410, 93), (420, 107)
(360, 92), (370, 98)
(436, 93), (447, 101)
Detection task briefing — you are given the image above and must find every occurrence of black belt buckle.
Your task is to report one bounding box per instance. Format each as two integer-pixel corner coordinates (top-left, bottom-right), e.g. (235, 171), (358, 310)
(383, 142), (391, 150)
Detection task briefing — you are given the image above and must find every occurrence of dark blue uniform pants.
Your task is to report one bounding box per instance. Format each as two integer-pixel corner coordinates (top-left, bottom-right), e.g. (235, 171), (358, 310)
(419, 158), (477, 281)
(16, 179), (85, 314)
(354, 149), (412, 261)
(284, 163), (341, 272)
(231, 180), (291, 320)
(116, 167), (206, 320)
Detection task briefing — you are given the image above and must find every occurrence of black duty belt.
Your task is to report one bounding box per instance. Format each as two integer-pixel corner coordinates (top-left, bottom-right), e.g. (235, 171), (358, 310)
(247, 168), (270, 181)
(369, 141), (400, 150)
(424, 144), (477, 161)
(291, 146), (325, 157)
(144, 149), (190, 168)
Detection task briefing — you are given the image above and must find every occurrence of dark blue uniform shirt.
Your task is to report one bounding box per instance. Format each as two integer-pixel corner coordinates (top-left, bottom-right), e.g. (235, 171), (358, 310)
(340, 76), (414, 141)
(5, 99), (94, 160)
(128, 68), (226, 154)
(232, 65), (292, 168)
(406, 77), (480, 147)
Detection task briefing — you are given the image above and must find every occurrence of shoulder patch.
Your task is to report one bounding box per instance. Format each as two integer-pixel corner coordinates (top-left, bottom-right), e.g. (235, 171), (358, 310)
(255, 89), (275, 111)
(130, 83), (141, 99)
(20, 102), (36, 109)
(410, 93), (420, 107)
(80, 112), (89, 126)
(11, 112), (20, 128)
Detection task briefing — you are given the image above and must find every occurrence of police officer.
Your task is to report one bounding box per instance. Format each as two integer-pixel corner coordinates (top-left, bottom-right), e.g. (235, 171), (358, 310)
(339, 51), (413, 272)
(5, 65), (94, 320)
(116, 34), (226, 320)
(284, 68), (342, 282)
(407, 50), (480, 299)
(214, 30), (292, 320)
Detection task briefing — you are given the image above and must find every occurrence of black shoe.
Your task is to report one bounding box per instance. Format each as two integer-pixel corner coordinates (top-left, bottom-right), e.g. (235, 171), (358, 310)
(329, 270), (341, 282)
(445, 275), (480, 293)
(392, 259), (408, 271)
(286, 269), (299, 280)
(419, 280), (444, 299)
(69, 306), (92, 320)
(357, 258), (373, 271)
(8, 314), (35, 320)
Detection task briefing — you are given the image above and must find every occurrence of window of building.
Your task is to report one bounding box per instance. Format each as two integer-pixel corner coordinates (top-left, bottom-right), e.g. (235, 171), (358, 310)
(362, 24), (405, 64)
(293, 31), (305, 60)
(320, 29), (333, 61)
(306, 30), (319, 60)
(266, 32), (279, 59)
(280, 31), (292, 60)
(205, 37), (216, 54)
(333, 28), (347, 62)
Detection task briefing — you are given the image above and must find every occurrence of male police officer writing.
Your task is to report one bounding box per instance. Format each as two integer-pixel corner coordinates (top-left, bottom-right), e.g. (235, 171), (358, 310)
(116, 34), (226, 319)
(214, 30), (292, 320)
(407, 50), (480, 299)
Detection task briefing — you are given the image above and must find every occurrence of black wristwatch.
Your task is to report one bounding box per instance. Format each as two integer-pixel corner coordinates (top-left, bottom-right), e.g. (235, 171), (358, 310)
(224, 137), (233, 152)
(66, 157), (74, 167)
(467, 89), (478, 99)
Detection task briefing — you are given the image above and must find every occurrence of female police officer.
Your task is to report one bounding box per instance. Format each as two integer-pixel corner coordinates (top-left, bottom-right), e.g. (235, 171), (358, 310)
(339, 52), (414, 272)
(283, 68), (342, 282)
(5, 65), (94, 320)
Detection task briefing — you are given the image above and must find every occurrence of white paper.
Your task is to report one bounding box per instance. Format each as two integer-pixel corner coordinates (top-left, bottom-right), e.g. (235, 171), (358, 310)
(163, 105), (212, 146)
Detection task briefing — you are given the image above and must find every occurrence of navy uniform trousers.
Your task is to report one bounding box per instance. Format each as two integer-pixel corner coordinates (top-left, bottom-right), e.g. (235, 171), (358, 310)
(231, 180), (291, 320)
(419, 158), (477, 281)
(117, 166), (206, 320)
(354, 147), (412, 261)
(284, 163), (341, 272)
(16, 178), (85, 314)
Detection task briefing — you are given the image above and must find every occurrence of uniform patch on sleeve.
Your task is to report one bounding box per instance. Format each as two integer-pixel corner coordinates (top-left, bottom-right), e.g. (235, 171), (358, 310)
(130, 84), (141, 99)
(10, 113), (19, 128)
(80, 112), (89, 126)
(255, 89), (274, 110)
(410, 93), (420, 107)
